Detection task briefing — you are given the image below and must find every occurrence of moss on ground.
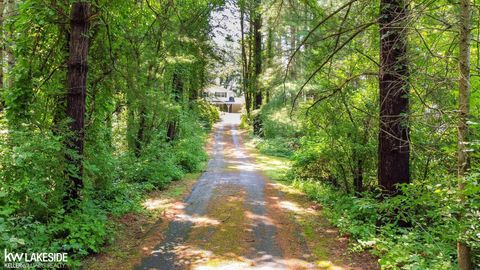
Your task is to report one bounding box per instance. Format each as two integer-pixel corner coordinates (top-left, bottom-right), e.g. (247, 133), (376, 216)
(188, 184), (250, 265)
(245, 139), (348, 268)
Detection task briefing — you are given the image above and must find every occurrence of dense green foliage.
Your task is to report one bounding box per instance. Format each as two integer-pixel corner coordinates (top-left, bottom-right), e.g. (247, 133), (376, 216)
(287, 176), (479, 269)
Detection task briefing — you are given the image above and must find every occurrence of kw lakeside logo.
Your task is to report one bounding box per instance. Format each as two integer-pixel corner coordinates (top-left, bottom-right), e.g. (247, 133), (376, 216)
(3, 249), (68, 269)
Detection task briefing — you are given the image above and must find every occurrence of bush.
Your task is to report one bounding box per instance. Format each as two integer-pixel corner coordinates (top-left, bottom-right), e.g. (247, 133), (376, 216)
(290, 177), (479, 269)
(174, 118), (208, 172)
(0, 202), (108, 269)
(0, 129), (65, 219)
(244, 94), (302, 158)
(258, 95), (301, 139)
(192, 100), (220, 129)
(240, 113), (250, 130)
(251, 136), (296, 158)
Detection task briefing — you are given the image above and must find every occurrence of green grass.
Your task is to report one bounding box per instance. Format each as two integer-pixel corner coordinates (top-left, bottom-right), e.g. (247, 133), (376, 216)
(245, 138), (291, 181)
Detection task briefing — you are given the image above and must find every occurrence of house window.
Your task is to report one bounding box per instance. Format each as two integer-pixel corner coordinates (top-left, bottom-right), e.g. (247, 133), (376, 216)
(215, 92), (227, 98)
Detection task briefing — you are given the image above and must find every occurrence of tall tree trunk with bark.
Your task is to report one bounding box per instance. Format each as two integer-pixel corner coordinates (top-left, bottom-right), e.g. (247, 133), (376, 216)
(378, 0), (410, 195)
(0, 0), (4, 110)
(240, 2), (250, 115)
(265, 27), (273, 103)
(353, 157), (364, 194)
(65, 2), (90, 206)
(252, 0), (262, 110)
(135, 107), (145, 157)
(167, 72), (183, 142)
(457, 0), (472, 268)
(5, 0), (14, 89)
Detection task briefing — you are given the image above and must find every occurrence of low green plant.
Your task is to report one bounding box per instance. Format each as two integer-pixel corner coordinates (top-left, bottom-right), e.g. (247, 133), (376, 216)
(192, 100), (220, 129)
(289, 177), (479, 269)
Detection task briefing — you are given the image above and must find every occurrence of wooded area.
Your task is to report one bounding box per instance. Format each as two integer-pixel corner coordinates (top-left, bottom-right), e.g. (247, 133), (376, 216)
(0, 0), (479, 269)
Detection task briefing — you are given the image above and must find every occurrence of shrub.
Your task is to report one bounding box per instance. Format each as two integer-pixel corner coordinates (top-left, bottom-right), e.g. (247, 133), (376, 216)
(290, 177), (479, 269)
(192, 100), (220, 129)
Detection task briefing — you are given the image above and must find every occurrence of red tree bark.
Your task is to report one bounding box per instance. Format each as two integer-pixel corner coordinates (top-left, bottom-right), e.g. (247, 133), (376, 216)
(65, 2), (90, 203)
(378, 0), (410, 195)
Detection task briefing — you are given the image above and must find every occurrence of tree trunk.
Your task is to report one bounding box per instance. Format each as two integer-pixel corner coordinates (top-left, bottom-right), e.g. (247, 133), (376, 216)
(247, 12), (254, 113)
(289, 25), (296, 79)
(378, 0), (410, 195)
(166, 72), (183, 142)
(339, 163), (350, 194)
(5, 0), (14, 89)
(0, 0), (4, 110)
(239, 3), (250, 115)
(265, 27), (273, 103)
(135, 107), (145, 157)
(65, 2), (90, 205)
(245, 91), (251, 115)
(253, 0), (262, 110)
(353, 157), (363, 195)
(172, 72), (183, 102)
(457, 0), (472, 268)
(166, 121), (177, 142)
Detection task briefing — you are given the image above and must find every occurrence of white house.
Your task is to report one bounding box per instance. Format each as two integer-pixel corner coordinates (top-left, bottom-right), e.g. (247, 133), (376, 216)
(203, 85), (244, 113)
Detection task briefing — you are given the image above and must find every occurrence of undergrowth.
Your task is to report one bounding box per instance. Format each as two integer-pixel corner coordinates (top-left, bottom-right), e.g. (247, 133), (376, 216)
(290, 178), (480, 269)
(0, 101), (219, 268)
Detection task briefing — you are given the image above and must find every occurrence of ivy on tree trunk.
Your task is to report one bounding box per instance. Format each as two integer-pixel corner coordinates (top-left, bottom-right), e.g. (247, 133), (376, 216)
(65, 2), (90, 207)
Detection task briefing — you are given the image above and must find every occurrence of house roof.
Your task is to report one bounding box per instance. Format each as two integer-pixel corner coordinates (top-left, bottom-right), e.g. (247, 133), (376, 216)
(203, 85), (244, 105)
(204, 85), (233, 95)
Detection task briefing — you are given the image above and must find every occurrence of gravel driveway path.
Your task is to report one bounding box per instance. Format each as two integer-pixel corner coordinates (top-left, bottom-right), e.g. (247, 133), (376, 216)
(134, 113), (309, 270)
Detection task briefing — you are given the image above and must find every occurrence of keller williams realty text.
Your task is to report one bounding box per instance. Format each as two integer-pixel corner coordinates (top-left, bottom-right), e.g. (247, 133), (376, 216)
(3, 250), (68, 269)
